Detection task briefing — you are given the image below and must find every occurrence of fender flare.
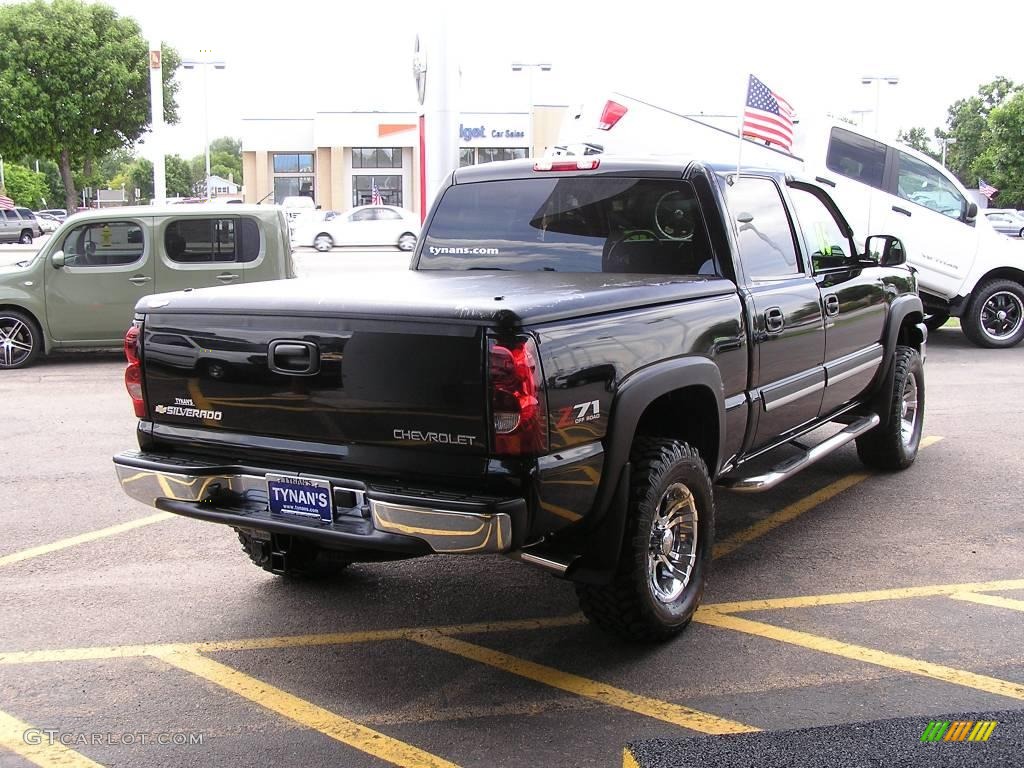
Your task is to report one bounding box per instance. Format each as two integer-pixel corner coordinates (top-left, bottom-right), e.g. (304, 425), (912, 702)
(595, 356), (726, 521)
(867, 294), (924, 429)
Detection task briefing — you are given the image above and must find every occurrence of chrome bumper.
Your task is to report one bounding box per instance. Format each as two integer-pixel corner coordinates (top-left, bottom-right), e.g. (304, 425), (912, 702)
(113, 455), (514, 555)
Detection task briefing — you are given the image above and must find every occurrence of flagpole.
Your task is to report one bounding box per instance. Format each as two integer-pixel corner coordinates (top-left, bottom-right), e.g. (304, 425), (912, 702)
(736, 74), (748, 183)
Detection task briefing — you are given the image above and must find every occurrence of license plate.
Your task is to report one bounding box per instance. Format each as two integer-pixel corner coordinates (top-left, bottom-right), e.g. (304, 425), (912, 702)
(266, 474), (333, 523)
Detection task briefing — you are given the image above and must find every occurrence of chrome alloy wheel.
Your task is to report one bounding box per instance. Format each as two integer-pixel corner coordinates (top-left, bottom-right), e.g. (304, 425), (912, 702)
(0, 315), (34, 368)
(980, 290), (1023, 342)
(647, 482), (699, 603)
(900, 370), (919, 447)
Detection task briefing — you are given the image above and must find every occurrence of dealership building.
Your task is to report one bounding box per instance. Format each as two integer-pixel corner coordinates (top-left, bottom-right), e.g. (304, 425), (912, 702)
(240, 106), (567, 215)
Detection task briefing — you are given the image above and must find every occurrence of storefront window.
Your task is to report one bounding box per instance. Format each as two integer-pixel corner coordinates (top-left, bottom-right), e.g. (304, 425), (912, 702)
(459, 148), (475, 167)
(352, 175), (403, 207)
(468, 148), (528, 165)
(352, 148), (403, 169)
(273, 176), (314, 203)
(273, 153), (314, 173)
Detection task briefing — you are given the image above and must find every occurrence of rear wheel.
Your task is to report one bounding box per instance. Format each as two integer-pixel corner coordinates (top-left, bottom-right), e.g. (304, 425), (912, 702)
(398, 232), (417, 251)
(856, 345), (924, 470)
(923, 312), (949, 332)
(313, 233), (334, 252)
(0, 309), (42, 369)
(576, 437), (714, 641)
(236, 529), (350, 576)
(961, 279), (1024, 348)
(18, 230), (32, 245)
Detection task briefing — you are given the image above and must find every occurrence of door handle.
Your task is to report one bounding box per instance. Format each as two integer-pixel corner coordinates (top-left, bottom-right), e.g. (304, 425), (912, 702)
(216, 272), (240, 283)
(824, 293), (840, 317)
(892, 206), (912, 217)
(764, 307), (785, 334)
(128, 275), (152, 285)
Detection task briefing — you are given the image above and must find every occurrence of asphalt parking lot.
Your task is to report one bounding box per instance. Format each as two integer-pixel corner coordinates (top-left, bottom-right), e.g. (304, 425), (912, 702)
(1, 270), (1022, 766)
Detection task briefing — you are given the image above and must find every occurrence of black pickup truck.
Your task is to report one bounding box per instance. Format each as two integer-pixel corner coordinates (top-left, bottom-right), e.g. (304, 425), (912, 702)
(114, 158), (926, 640)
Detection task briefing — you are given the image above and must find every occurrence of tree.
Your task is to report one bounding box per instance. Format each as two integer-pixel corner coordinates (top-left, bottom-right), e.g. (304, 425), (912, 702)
(1, 163), (48, 207)
(976, 92), (1024, 208)
(942, 76), (1021, 186)
(896, 127), (939, 162)
(190, 135), (243, 192)
(165, 154), (196, 197)
(0, 0), (180, 213)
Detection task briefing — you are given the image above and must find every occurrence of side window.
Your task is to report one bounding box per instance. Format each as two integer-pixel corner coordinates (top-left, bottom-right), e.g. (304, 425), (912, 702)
(788, 188), (853, 272)
(62, 221), (145, 267)
(895, 152), (966, 220)
(727, 177), (801, 278)
(164, 217), (261, 264)
(3, 210), (19, 222)
(826, 127), (887, 189)
(350, 209), (376, 222)
(376, 209), (401, 221)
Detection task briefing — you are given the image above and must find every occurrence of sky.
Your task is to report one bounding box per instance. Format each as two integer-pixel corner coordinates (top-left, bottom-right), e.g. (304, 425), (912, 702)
(10, 0), (1024, 158)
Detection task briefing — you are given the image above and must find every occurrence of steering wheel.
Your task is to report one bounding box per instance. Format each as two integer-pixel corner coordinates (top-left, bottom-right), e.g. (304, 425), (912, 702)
(655, 191), (695, 240)
(619, 229), (658, 242)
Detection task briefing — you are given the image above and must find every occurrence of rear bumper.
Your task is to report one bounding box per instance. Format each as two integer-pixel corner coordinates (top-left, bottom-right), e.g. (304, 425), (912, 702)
(113, 451), (523, 555)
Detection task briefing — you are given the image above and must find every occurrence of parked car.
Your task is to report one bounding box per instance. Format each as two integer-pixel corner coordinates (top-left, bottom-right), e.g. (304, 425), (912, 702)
(0, 208), (43, 244)
(0, 204), (296, 369)
(35, 213), (61, 234)
(37, 208), (68, 222)
(983, 209), (1024, 239)
(293, 205), (419, 252)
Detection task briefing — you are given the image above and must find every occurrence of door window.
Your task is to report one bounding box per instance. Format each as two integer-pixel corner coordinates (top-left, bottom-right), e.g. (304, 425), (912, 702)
(895, 152), (966, 220)
(164, 218), (261, 263)
(788, 188), (855, 272)
(826, 128), (887, 189)
(727, 177), (802, 278)
(62, 222), (145, 266)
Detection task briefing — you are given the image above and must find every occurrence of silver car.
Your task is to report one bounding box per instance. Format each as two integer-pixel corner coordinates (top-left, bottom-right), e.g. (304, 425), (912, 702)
(984, 209), (1024, 238)
(0, 208), (43, 244)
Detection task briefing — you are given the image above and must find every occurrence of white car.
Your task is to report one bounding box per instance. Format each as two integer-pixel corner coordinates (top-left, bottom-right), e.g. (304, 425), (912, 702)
(295, 205), (419, 252)
(35, 213), (61, 233)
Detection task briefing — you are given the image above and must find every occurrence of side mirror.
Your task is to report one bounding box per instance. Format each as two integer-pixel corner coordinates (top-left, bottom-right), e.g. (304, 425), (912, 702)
(966, 201), (978, 222)
(864, 235), (906, 267)
(50, 250), (66, 268)
(315, 205), (322, 210)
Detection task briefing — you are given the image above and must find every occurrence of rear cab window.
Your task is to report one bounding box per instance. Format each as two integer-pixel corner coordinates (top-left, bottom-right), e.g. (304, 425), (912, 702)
(419, 177), (719, 276)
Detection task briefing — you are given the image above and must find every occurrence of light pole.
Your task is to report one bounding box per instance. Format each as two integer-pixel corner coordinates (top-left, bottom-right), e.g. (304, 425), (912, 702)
(182, 51), (226, 200)
(511, 62), (552, 157)
(861, 75), (899, 135)
(939, 136), (957, 168)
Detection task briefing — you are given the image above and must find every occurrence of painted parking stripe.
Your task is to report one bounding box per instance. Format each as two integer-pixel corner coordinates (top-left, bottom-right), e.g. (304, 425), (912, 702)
(412, 631), (757, 735)
(695, 610), (1024, 701)
(949, 592), (1024, 612)
(704, 577), (1024, 614)
(0, 709), (105, 767)
(153, 647), (460, 768)
(713, 435), (943, 560)
(0, 513), (175, 569)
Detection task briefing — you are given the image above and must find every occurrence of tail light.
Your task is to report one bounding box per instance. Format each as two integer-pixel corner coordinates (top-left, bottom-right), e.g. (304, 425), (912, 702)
(533, 158), (601, 172)
(124, 324), (145, 417)
(488, 336), (548, 456)
(597, 100), (627, 131)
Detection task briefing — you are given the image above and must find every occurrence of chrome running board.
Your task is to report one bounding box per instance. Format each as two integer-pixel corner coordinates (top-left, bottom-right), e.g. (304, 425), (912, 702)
(718, 414), (880, 493)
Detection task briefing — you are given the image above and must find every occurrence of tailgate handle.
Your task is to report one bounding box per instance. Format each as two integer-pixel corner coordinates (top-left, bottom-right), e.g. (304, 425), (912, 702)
(268, 341), (320, 376)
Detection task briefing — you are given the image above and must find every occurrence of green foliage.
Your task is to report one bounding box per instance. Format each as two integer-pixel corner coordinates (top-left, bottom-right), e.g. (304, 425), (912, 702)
(0, 0), (180, 210)
(164, 154), (196, 197)
(977, 92), (1024, 207)
(190, 136), (244, 187)
(896, 127), (939, 161)
(942, 76), (1021, 187)
(1, 162), (48, 207)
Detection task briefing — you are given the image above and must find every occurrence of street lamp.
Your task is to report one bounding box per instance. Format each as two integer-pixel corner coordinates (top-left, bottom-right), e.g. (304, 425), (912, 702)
(939, 136), (957, 168)
(182, 51), (226, 200)
(860, 75), (899, 135)
(511, 62), (552, 157)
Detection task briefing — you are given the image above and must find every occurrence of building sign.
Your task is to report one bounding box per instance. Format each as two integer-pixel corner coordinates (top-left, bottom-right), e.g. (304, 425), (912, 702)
(459, 123), (526, 144)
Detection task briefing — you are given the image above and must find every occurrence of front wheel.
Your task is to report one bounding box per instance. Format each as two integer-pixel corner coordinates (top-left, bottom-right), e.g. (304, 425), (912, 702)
(0, 309), (41, 369)
(961, 279), (1024, 348)
(397, 232), (417, 251)
(313, 233), (334, 252)
(856, 345), (924, 470)
(575, 437), (714, 641)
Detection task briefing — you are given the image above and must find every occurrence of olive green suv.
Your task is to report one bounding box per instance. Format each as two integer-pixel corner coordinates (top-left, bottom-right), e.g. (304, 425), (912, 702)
(0, 204), (295, 369)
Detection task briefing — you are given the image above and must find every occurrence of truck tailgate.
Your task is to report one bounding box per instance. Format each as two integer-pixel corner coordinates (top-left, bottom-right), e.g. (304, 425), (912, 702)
(141, 312), (488, 455)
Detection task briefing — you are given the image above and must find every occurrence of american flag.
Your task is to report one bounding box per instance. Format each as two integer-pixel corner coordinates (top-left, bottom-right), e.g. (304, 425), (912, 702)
(742, 74), (796, 151)
(0, 194), (14, 210)
(370, 182), (383, 206)
(978, 178), (999, 200)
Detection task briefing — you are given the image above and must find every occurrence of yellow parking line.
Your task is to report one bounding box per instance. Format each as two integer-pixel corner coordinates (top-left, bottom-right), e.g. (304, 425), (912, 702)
(949, 592), (1024, 612)
(412, 631), (756, 735)
(695, 610), (1024, 701)
(714, 436), (943, 560)
(704, 577), (1024, 614)
(153, 647), (460, 768)
(623, 748), (642, 768)
(0, 513), (175, 569)
(0, 615), (586, 666)
(0, 709), (105, 767)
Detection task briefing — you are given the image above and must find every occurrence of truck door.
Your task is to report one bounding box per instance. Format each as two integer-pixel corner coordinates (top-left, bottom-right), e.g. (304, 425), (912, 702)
(787, 184), (887, 415)
(728, 177), (825, 450)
